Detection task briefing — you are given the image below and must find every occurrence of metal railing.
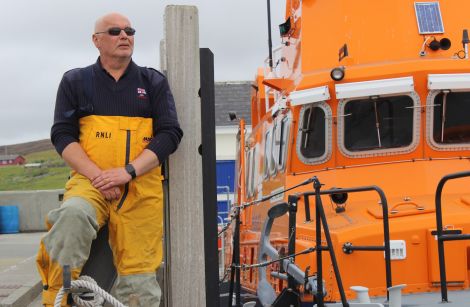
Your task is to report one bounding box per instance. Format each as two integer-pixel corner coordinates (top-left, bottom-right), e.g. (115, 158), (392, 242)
(296, 178), (392, 307)
(217, 185), (231, 226)
(434, 170), (470, 302)
(225, 176), (393, 307)
(217, 186), (231, 282)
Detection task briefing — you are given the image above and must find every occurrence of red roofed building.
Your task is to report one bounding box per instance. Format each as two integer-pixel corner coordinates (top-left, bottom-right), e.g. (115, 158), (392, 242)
(0, 155), (25, 166)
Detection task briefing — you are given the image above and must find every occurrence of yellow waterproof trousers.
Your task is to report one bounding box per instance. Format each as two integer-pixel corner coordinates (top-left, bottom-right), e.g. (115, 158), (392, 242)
(36, 116), (163, 306)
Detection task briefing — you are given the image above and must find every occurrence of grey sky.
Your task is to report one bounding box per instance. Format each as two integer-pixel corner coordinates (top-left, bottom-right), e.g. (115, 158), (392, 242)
(0, 1), (283, 145)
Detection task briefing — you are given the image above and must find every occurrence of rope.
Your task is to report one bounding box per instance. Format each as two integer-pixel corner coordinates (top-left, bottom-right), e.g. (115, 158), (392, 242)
(219, 177), (318, 237)
(54, 275), (127, 307)
(218, 219), (233, 236)
(233, 247), (316, 270)
(234, 176), (316, 210)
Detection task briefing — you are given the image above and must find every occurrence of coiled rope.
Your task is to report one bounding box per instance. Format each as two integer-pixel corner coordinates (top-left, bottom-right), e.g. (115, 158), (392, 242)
(54, 275), (126, 307)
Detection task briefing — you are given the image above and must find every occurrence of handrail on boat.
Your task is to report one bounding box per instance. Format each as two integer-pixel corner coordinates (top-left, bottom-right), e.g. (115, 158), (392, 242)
(217, 185), (232, 226)
(298, 179), (392, 307)
(434, 170), (470, 303)
(228, 177), (392, 307)
(228, 176), (318, 307)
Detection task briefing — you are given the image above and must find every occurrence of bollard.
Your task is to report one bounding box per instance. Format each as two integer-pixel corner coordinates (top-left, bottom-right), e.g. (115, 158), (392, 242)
(350, 285), (371, 303)
(388, 284), (406, 307)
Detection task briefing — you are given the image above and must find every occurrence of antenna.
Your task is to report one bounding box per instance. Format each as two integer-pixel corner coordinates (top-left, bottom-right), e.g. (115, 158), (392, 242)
(266, 0), (273, 69)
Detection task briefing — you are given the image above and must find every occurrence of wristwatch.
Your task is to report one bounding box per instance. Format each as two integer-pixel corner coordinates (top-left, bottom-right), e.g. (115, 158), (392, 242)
(125, 164), (137, 180)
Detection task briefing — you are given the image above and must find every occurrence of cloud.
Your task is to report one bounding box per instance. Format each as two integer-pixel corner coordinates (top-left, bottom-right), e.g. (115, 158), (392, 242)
(0, 0), (283, 145)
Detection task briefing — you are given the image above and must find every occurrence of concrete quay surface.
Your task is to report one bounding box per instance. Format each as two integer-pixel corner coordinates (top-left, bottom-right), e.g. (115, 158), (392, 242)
(0, 232), (44, 307)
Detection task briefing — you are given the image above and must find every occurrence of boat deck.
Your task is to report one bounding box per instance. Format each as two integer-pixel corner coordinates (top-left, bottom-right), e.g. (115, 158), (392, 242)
(368, 290), (470, 306)
(219, 281), (470, 307)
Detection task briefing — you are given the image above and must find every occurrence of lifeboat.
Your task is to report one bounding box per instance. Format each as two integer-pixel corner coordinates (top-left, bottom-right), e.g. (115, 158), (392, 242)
(224, 0), (470, 306)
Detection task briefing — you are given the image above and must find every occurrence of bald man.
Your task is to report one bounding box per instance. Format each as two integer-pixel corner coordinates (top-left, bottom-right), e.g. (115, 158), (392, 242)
(36, 13), (182, 306)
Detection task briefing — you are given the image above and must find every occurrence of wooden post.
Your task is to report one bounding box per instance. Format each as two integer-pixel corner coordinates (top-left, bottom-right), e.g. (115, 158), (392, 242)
(163, 5), (206, 307)
(200, 48), (219, 307)
(159, 38), (169, 307)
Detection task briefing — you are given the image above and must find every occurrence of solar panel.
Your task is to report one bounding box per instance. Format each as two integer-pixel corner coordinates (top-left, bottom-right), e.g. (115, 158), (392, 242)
(414, 2), (444, 34)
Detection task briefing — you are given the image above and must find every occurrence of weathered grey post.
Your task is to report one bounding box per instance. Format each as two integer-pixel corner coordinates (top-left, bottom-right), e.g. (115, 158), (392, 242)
(158, 38), (169, 307)
(163, 5), (206, 307)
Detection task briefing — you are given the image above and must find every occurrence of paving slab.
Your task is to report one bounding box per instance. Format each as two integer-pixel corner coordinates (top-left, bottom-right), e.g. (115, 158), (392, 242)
(27, 294), (41, 307)
(0, 232), (45, 307)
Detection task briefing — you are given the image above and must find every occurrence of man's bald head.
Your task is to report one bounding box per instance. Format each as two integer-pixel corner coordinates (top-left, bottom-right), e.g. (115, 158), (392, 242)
(92, 12), (134, 65)
(94, 12), (131, 33)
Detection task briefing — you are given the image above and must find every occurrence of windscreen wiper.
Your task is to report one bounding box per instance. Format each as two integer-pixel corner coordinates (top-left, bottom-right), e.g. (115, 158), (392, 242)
(440, 90), (450, 142)
(373, 98), (382, 148)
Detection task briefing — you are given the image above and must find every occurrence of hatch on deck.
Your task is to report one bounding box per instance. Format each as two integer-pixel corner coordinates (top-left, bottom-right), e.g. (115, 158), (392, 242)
(368, 201), (435, 219)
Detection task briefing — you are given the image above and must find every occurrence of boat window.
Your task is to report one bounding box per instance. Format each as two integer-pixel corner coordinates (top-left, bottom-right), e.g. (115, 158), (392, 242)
(263, 129), (272, 179)
(269, 123), (278, 177)
(299, 105), (326, 158)
(432, 91), (470, 144)
(245, 150), (251, 197)
(344, 96), (414, 151)
(250, 147), (256, 197)
(277, 117), (291, 172)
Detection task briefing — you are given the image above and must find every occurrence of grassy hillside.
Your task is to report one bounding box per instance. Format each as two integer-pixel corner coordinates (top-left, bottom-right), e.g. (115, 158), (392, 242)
(0, 149), (70, 191)
(0, 139), (54, 156)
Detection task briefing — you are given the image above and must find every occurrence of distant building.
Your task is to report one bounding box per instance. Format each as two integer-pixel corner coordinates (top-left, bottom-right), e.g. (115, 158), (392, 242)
(24, 163), (42, 168)
(214, 81), (252, 224)
(0, 154), (26, 166)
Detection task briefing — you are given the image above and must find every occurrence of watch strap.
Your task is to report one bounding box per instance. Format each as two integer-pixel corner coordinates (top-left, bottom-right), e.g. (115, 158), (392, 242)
(125, 164), (136, 179)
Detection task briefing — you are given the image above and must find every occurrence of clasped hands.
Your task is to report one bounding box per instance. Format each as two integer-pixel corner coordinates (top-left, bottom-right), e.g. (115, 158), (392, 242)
(91, 167), (132, 201)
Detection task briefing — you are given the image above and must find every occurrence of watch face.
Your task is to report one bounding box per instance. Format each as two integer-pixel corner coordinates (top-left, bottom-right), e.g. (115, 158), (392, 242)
(125, 164), (136, 178)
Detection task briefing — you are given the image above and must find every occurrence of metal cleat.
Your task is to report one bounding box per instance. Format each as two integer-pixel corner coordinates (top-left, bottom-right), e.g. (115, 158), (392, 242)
(350, 286), (371, 303)
(388, 284), (406, 307)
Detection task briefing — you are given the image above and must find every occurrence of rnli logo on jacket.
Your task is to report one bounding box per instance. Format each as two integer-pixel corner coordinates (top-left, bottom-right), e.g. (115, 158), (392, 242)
(137, 88), (147, 100)
(96, 131), (112, 139)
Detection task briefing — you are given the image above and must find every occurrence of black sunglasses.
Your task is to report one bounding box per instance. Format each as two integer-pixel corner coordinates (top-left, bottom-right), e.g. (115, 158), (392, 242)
(95, 27), (136, 36)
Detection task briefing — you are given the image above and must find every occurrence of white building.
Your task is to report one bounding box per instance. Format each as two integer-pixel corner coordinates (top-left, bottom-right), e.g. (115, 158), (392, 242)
(214, 81), (251, 224)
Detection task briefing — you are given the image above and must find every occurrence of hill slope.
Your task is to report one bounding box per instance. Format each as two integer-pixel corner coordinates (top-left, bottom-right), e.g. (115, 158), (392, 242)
(0, 139), (54, 156)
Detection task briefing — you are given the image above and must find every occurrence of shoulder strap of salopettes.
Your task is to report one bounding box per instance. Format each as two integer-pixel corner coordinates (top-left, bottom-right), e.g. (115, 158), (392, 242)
(80, 65), (94, 103)
(78, 65), (95, 115)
